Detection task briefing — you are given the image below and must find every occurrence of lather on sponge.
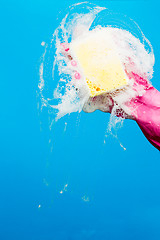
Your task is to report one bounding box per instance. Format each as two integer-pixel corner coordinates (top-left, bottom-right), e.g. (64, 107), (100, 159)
(70, 29), (128, 97)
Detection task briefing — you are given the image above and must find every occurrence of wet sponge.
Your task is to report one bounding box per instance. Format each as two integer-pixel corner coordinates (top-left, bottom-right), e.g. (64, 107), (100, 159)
(70, 29), (128, 97)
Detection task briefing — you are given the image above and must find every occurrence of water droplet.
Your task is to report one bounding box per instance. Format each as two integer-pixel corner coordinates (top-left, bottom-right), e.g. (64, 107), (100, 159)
(41, 41), (45, 46)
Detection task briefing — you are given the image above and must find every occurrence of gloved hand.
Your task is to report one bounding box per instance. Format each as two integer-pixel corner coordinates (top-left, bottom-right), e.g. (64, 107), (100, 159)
(129, 73), (160, 151)
(61, 42), (160, 151)
(86, 72), (160, 151)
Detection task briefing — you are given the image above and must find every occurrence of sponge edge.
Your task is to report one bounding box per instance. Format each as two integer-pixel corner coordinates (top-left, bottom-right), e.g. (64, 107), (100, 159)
(70, 28), (128, 97)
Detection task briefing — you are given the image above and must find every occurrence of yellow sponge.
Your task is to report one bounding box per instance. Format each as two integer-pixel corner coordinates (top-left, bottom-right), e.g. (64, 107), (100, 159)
(70, 29), (128, 97)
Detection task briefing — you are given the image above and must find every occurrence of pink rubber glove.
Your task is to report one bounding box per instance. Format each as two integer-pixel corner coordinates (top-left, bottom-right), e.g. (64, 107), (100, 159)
(111, 72), (160, 151)
(129, 73), (160, 151)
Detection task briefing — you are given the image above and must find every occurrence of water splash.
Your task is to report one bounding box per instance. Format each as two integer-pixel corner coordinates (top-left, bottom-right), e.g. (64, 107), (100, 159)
(38, 2), (154, 136)
(59, 183), (68, 194)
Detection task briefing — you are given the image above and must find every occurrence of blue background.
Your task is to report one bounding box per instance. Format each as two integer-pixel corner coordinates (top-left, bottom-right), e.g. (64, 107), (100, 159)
(1, 0), (160, 239)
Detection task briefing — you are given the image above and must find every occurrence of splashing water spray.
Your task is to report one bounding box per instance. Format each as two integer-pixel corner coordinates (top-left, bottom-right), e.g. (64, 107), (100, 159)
(38, 2), (154, 150)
